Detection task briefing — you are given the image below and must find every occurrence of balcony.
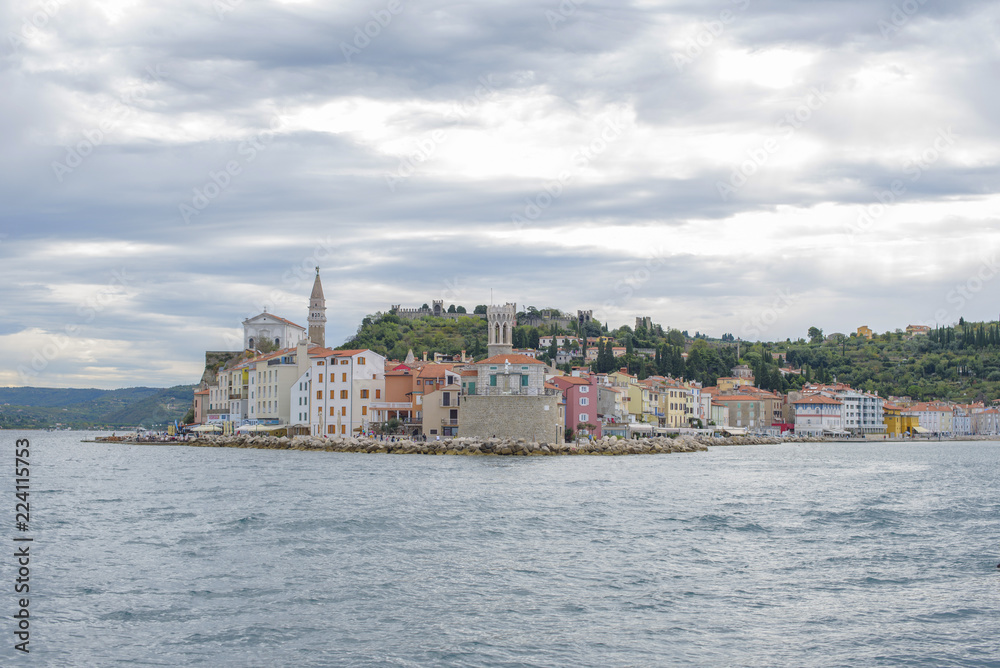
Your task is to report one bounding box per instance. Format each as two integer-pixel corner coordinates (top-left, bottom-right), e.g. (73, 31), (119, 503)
(441, 418), (459, 426)
(464, 387), (560, 397)
(228, 393), (245, 400)
(371, 401), (411, 410)
(402, 417), (422, 425)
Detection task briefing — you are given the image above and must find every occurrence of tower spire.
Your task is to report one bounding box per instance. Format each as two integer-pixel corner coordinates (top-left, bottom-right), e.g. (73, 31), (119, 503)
(308, 267), (327, 347)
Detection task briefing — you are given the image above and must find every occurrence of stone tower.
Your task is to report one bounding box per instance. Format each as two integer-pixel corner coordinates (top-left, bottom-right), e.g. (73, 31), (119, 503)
(308, 267), (326, 347)
(487, 302), (516, 358)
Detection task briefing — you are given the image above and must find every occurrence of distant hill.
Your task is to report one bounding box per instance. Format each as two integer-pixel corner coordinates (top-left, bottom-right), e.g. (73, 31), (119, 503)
(0, 385), (195, 429)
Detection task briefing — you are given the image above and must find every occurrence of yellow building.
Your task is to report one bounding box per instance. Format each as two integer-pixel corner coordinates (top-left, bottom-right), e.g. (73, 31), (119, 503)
(884, 403), (920, 436)
(609, 369), (644, 422)
(717, 376), (754, 393)
(857, 325), (873, 340)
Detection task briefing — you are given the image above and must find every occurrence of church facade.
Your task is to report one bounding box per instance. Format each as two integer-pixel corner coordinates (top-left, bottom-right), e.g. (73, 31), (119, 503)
(242, 267), (327, 350)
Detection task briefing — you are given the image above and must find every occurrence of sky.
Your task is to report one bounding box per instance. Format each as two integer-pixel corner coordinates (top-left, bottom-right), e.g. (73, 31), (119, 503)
(1, 0), (999, 389)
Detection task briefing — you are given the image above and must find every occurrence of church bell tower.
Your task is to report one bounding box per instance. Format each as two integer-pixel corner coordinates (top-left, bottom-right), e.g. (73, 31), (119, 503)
(308, 267), (326, 347)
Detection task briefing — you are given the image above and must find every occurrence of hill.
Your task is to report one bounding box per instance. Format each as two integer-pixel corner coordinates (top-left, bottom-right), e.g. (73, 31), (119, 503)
(338, 312), (489, 360)
(0, 385), (196, 429)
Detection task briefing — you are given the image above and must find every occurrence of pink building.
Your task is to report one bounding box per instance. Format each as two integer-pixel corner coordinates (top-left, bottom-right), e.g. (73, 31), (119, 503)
(551, 374), (602, 438)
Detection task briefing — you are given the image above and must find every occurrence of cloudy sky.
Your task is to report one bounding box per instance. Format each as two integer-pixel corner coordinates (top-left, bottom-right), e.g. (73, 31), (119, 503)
(2, 0), (998, 389)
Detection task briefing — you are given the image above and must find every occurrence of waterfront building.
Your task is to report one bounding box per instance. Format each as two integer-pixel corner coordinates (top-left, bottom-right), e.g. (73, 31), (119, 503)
(420, 366), (463, 438)
(551, 374), (601, 438)
(712, 394), (768, 431)
(792, 395), (844, 436)
(242, 311), (308, 351)
(309, 348), (385, 437)
(461, 353), (563, 443)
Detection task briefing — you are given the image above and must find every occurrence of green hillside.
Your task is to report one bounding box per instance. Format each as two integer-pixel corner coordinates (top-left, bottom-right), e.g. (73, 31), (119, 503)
(0, 385), (195, 429)
(340, 312), (1000, 403)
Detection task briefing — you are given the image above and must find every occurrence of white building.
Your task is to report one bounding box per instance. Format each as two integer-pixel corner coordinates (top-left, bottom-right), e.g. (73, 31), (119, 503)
(310, 349), (386, 437)
(242, 311), (308, 351)
(836, 390), (885, 435)
(793, 395), (844, 436)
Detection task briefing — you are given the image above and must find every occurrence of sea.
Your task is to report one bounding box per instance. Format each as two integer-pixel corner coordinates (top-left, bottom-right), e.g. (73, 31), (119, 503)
(2, 430), (999, 667)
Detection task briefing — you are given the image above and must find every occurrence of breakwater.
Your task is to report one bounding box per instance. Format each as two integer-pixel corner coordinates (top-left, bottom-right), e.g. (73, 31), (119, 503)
(184, 433), (828, 455)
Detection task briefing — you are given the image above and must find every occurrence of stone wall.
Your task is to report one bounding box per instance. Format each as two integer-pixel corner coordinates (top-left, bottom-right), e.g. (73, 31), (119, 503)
(461, 394), (564, 444)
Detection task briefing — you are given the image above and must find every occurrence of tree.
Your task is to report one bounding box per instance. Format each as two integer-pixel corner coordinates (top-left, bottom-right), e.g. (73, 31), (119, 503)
(447, 304), (457, 313)
(456, 306), (467, 313)
(474, 305), (488, 314)
(421, 303), (430, 310)
(808, 327), (823, 344)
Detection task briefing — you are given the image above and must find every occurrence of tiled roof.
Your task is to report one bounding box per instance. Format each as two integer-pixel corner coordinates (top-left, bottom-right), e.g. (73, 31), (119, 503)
(793, 395), (842, 406)
(478, 353), (545, 365)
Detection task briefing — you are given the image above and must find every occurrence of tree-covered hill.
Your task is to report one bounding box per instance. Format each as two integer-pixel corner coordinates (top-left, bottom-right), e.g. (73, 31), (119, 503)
(0, 385), (195, 429)
(338, 312), (489, 360)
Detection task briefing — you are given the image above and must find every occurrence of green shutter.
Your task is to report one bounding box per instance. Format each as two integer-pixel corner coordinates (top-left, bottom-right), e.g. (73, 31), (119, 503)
(469, 382), (476, 395)
(490, 375), (497, 386)
(521, 374), (528, 386)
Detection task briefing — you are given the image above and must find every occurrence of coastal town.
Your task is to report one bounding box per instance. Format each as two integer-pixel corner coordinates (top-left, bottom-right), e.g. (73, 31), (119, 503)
(189, 269), (1000, 444)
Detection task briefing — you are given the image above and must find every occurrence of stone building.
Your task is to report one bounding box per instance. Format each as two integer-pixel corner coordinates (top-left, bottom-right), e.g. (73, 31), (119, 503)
(486, 302), (517, 358)
(391, 300), (485, 321)
(460, 352), (563, 444)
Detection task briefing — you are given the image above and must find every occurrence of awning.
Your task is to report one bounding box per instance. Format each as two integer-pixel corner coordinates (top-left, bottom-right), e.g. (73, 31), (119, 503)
(823, 429), (850, 436)
(190, 424), (222, 432)
(720, 427), (747, 435)
(236, 424), (285, 433)
(911, 426), (930, 434)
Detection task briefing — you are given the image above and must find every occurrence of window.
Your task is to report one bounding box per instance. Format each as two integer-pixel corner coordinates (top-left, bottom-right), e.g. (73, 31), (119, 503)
(316, 390), (322, 400)
(341, 406), (347, 416)
(580, 413), (589, 422)
(417, 380), (422, 386)
(375, 389), (381, 399)
(521, 375), (528, 387)
(340, 390), (348, 399)
(361, 389), (369, 399)
(318, 361), (324, 366)
(361, 406), (367, 416)
(490, 375), (497, 386)
(580, 397), (589, 406)
(341, 359), (349, 365)
(328, 425), (335, 434)
(330, 407), (335, 416)
(358, 357), (365, 365)
(318, 374), (323, 383)
(580, 386), (589, 394)
(342, 373), (347, 382)
(341, 425), (346, 434)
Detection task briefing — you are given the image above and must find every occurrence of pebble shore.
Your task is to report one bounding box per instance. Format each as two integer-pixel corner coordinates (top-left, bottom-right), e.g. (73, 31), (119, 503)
(186, 433), (829, 455)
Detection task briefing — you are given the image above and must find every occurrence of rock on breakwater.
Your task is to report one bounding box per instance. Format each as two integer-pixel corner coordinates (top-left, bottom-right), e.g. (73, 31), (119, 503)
(184, 433), (827, 455)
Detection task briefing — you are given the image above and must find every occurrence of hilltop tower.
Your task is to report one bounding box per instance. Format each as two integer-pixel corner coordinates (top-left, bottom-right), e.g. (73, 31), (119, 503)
(487, 302), (516, 358)
(308, 267), (326, 347)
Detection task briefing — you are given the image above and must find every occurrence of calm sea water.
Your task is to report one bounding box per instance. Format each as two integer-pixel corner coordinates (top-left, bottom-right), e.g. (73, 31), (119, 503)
(3, 430), (999, 667)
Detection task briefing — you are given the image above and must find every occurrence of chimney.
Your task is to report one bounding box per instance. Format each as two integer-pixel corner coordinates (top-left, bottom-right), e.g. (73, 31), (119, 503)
(422, 351), (427, 362)
(461, 349), (466, 363)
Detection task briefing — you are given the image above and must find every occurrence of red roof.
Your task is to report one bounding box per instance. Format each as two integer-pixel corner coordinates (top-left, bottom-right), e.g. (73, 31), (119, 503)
(793, 395), (842, 406)
(478, 353), (545, 365)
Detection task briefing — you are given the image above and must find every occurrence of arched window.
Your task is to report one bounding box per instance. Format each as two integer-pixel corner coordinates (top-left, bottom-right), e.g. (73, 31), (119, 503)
(275, 337), (280, 347)
(494, 323), (500, 344)
(502, 323), (509, 344)
(248, 337), (255, 349)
